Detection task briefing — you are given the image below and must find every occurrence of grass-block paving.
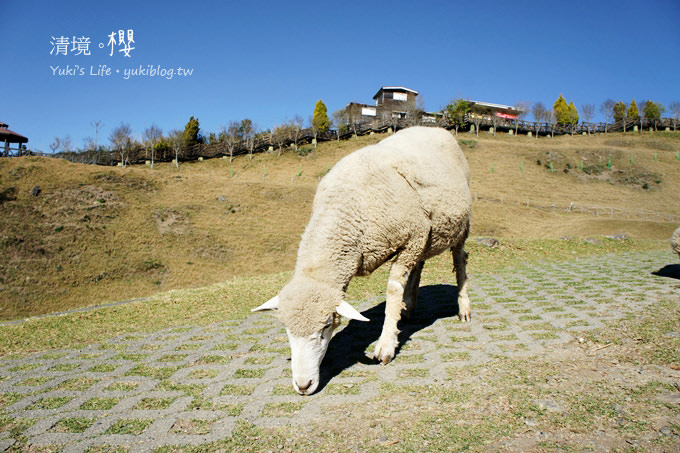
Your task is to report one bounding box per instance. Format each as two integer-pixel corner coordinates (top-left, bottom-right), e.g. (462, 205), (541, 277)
(0, 250), (678, 451)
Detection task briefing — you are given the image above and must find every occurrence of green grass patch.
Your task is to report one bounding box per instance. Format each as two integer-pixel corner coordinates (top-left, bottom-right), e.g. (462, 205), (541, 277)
(194, 354), (230, 365)
(133, 397), (175, 410)
(104, 381), (140, 392)
(80, 398), (120, 410)
(105, 418), (153, 435)
(233, 368), (266, 379)
(188, 369), (220, 379)
(18, 377), (51, 386)
(125, 365), (179, 380)
(51, 417), (96, 433)
(170, 418), (213, 435)
(89, 364), (118, 373)
(27, 396), (73, 410)
(219, 384), (254, 396)
(262, 402), (303, 417)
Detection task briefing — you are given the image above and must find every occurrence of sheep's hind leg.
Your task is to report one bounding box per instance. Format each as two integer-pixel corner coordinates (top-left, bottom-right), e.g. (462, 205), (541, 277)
(373, 261), (413, 365)
(403, 260), (424, 319)
(453, 246), (471, 322)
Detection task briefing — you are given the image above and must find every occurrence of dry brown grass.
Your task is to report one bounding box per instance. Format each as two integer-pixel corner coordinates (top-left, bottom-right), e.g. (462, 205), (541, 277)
(0, 130), (678, 320)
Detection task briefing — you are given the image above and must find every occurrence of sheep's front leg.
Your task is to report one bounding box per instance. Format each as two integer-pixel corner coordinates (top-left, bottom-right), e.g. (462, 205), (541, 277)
(374, 261), (412, 364)
(403, 260), (424, 319)
(453, 246), (471, 322)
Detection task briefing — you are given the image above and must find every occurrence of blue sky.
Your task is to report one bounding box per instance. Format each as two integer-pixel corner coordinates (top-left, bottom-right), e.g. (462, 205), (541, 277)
(2, 0), (679, 153)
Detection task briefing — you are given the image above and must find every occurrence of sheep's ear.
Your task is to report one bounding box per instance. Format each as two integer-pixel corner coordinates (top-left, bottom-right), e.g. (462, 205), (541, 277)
(252, 296), (279, 312)
(336, 301), (369, 322)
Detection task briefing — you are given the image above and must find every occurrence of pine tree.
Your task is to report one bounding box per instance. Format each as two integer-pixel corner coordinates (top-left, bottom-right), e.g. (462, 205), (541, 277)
(312, 100), (330, 135)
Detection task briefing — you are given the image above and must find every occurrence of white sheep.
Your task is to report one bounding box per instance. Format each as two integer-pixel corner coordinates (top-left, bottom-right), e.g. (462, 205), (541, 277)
(253, 126), (472, 395)
(671, 227), (680, 259)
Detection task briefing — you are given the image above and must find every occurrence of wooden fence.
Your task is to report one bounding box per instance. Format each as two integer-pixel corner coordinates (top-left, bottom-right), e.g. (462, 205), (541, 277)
(13, 114), (680, 165)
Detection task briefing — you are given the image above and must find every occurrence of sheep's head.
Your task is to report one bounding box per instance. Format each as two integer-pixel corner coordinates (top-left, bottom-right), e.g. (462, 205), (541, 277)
(252, 279), (369, 395)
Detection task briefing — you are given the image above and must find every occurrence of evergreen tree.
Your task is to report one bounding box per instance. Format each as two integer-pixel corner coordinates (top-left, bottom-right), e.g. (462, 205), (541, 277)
(613, 101), (627, 122)
(182, 116), (201, 149)
(312, 100), (330, 135)
(444, 99), (471, 134)
(568, 102), (579, 126)
(644, 101), (664, 131)
(627, 99), (639, 120)
(553, 94), (570, 124)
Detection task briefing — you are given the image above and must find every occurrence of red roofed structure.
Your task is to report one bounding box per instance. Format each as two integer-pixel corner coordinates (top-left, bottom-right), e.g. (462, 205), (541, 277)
(1, 122), (29, 156)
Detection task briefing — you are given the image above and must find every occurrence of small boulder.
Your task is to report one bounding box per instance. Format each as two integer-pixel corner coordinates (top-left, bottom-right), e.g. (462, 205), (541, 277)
(605, 233), (628, 241)
(476, 237), (500, 248)
(30, 186), (41, 197)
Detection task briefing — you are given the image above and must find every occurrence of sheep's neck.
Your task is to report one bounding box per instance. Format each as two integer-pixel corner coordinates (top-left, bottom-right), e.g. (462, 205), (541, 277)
(295, 226), (361, 292)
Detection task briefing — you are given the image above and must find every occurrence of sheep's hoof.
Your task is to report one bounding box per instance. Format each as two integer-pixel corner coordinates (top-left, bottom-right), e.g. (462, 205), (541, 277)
(373, 351), (394, 365)
(373, 337), (397, 365)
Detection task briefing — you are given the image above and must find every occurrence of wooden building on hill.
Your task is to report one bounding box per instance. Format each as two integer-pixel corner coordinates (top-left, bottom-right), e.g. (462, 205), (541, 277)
(346, 86), (424, 124)
(0, 122), (29, 156)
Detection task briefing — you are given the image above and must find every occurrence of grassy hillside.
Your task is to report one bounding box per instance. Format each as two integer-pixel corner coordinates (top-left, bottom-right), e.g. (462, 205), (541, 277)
(1, 131), (678, 321)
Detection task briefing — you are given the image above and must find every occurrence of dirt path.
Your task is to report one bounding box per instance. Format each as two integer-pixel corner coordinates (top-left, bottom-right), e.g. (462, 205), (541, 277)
(1, 250), (679, 452)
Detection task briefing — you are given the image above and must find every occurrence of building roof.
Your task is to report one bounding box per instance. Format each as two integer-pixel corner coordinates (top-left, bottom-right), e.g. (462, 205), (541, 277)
(373, 86), (420, 99)
(0, 122), (29, 144)
(468, 101), (524, 113)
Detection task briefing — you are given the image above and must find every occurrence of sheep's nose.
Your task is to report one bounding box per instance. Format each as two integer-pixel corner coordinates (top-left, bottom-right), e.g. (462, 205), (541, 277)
(296, 379), (313, 394)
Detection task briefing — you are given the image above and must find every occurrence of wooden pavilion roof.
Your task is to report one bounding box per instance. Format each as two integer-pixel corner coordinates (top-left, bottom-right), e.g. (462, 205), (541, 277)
(0, 122), (29, 144)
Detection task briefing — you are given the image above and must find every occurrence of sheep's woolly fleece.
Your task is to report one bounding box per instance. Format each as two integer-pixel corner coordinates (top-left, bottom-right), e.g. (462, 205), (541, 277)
(671, 227), (680, 259)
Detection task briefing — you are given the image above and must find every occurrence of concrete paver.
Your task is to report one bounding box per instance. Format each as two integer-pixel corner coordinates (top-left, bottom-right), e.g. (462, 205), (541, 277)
(1, 250), (679, 452)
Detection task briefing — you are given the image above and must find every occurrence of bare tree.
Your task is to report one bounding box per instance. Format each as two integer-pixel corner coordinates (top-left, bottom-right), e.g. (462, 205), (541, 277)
(83, 136), (95, 151)
(514, 101), (531, 135)
(637, 99), (647, 132)
(109, 122), (133, 167)
(91, 120), (104, 151)
(547, 110), (557, 138)
(600, 99), (615, 133)
(532, 102), (547, 139)
(222, 121), (241, 162)
(167, 129), (183, 170)
(239, 119), (256, 159)
(332, 109), (349, 141)
(143, 124), (162, 168)
(272, 123), (292, 156)
(49, 137), (61, 154)
(581, 104), (595, 135)
(469, 104), (488, 137)
(290, 115), (304, 151)
(669, 101), (680, 131)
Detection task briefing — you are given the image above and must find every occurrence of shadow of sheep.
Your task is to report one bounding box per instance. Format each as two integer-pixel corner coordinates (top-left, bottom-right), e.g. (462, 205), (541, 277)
(318, 284), (461, 391)
(652, 264), (680, 280)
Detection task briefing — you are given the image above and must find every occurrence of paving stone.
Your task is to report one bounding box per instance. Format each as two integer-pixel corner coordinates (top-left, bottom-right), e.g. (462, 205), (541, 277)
(1, 250), (678, 451)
